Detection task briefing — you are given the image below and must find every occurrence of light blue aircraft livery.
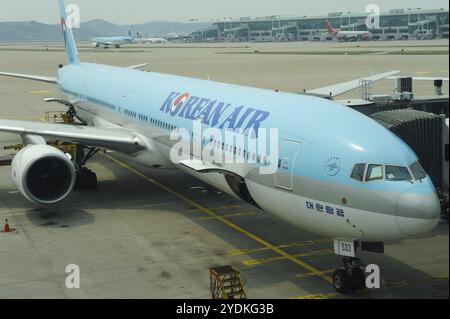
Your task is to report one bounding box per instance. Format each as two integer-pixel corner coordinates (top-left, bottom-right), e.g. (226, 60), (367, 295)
(91, 27), (134, 48)
(0, 0), (441, 293)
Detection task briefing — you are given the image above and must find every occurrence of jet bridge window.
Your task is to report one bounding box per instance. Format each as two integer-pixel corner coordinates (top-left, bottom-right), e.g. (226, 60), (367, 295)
(366, 164), (383, 181)
(409, 162), (427, 180)
(351, 163), (366, 181)
(385, 165), (412, 181)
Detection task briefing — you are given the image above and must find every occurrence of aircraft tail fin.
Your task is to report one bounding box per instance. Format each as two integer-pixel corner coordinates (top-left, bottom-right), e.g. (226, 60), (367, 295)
(128, 25), (134, 38)
(57, 0), (80, 64)
(324, 19), (336, 34)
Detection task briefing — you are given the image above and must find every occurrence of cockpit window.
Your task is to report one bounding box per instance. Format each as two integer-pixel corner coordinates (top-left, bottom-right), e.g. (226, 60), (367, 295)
(351, 164), (366, 181)
(366, 164), (383, 181)
(385, 165), (412, 181)
(409, 162), (427, 180)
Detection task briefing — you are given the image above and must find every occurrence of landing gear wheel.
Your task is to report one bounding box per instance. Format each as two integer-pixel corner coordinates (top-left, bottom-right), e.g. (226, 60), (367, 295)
(332, 269), (351, 294)
(74, 144), (99, 190)
(350, 267), (366, 291)
(75, 167), (97, 189)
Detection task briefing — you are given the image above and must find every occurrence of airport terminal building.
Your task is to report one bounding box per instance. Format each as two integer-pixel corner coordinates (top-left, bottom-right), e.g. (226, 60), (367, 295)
(191, 8), (449, 42)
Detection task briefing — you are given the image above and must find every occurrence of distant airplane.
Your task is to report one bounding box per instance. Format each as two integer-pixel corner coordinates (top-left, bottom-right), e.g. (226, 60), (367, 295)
(325, 19), (372, 41)
(91, 27), (134, 48)
(0, 0), (441, 294)
(135, 32), (169, 44)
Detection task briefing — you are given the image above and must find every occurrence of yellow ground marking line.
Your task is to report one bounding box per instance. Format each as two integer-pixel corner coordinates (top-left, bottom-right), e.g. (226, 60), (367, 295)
(29, 90), (52, 94)
(104, 154), (333, 284)
(296, 269), (334, 279)
(293, 292), (339, 299)
(415, 71), (432, 76)
(188, 204), (242, 211)
(243, 249), (333, 266)
(291, 275), (449, 299)
(198, 211), (256, 220)
(228, 238), (332, 255)
(383, 274), (448, 289)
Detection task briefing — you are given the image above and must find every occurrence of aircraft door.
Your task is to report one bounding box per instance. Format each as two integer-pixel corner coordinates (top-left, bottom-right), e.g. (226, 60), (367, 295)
(275, 140), (301, 191)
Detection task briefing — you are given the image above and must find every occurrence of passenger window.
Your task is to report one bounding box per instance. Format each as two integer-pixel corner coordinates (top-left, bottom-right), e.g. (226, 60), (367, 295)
(366, 164), (383, 181)
(385, 165), (412, 181)
(351, 164), (366, 181)
(409, 162), (427, 180)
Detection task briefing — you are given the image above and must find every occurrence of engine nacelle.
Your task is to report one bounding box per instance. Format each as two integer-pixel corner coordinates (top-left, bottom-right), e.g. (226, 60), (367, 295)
(11, 144), (76, 205)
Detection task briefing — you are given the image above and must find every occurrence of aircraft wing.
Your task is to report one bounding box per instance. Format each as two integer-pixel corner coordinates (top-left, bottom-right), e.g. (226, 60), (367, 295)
(178, 159), (241, 177)
(0, 72), (57, 84)
(306, 70), (400, 98)
(179, 159), (227, 174)
(0, 119), (146, 154)
(127, 63), (149, 70)
(387, 76), (449, 81)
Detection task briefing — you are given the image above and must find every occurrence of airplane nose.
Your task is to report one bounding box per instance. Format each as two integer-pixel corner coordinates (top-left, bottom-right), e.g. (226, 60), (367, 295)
(396, 186), (441, 236)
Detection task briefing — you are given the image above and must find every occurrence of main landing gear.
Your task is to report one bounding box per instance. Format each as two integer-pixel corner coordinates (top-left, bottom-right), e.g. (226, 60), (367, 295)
(43, 101), (100, 190)
(332, 257), (366, 294)
(74, 144), (99, 189)
(60, 106), (99, 190)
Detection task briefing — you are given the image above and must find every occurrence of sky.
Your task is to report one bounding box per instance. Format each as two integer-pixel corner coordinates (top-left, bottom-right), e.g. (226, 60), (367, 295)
(0, 0), (448, 24)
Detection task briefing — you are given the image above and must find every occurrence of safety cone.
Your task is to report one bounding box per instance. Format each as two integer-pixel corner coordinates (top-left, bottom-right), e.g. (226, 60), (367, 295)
(2, 218), (13, 233)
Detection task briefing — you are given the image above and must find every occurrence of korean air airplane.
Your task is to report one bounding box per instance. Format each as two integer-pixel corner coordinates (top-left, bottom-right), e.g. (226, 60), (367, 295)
(0, 0), (441, 294)
(91, 27), (134, 48)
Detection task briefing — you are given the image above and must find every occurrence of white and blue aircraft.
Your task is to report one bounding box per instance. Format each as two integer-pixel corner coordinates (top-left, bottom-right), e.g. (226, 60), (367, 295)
(91, 27), (134, 48)
(0, 0), (441, 294)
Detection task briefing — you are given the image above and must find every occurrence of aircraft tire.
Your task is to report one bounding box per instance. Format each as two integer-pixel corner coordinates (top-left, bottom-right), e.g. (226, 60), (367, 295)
(333, 269), (351, 294)
(350, 267), (366, 291)
(75, 168), (97, 189)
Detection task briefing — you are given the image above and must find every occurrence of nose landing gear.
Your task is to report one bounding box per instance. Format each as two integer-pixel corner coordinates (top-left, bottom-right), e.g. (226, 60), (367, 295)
(332, 257), (366, 294)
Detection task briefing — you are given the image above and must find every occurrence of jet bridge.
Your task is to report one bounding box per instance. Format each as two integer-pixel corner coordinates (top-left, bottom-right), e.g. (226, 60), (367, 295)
(370, 109), (449, 218)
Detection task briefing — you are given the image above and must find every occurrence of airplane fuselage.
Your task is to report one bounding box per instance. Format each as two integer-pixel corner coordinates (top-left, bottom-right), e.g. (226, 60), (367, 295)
(139, 38), (169, 44)
(56, 63), (441, 241)
(334, 31), (372, 41)
(91, 36), (134, 47)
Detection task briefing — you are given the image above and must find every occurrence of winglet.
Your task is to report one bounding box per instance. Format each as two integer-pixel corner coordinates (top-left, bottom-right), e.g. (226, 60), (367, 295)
(57, 0), (80, 64)
(127, 63), (149, 70)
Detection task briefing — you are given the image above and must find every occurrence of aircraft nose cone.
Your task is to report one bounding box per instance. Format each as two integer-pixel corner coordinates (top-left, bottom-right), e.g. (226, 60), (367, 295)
(396, 186), (441, 236)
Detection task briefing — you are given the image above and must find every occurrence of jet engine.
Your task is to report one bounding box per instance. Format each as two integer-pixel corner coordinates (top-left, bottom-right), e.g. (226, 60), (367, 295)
(11, 144), (76, 205)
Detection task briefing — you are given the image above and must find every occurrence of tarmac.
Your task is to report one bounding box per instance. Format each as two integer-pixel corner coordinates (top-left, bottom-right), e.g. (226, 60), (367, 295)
(0, 39), (448, 298)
